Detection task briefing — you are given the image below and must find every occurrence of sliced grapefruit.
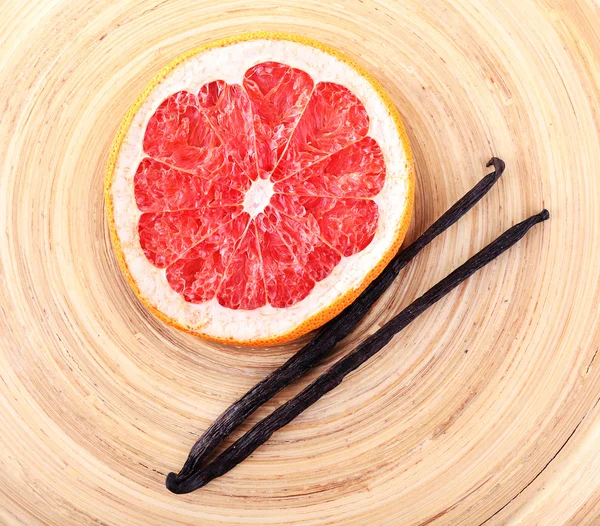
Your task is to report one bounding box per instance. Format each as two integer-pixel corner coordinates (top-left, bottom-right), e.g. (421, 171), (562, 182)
(105, 32), (414, 346)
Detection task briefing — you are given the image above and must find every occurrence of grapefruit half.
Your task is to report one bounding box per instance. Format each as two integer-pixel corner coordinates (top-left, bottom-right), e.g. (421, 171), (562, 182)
(105, 32), (415, 346)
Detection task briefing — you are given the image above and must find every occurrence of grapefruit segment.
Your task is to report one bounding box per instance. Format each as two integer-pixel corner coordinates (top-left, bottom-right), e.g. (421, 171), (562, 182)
(217, 221), (266, 310)
(268, 192), (309, 218)
(270, 193), (379, 257)
(198, 81), (258, 181)
(138, 206), (243, 268)
(256, 212), (316, 308)
(218, 161), (254, 192)
(301, 196), (380, 257)
(272, 82), (370, 182)
(143, 91), (223, 174)
(134, 158), (244, 212)
(273, 137), (386, 198)
(165, 213), (250, 303)
(263, 205), (341, 282)
(243, 62), (314, 178)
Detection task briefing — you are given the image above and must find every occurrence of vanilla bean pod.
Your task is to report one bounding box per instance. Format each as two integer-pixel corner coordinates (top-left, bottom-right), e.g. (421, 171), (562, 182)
(167, 208), (547, 494)
(172, 158), (505, 482)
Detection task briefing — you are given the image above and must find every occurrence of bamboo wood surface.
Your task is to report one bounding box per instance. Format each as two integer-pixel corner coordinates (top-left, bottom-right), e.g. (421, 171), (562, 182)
(1, 0), (599, 524)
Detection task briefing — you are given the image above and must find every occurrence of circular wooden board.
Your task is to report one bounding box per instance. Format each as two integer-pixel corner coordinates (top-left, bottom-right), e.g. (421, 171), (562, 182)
(1, 1), (599, 524)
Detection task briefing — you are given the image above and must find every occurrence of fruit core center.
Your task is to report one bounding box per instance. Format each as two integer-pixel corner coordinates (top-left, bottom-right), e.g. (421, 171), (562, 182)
(243, 178), (274, 217)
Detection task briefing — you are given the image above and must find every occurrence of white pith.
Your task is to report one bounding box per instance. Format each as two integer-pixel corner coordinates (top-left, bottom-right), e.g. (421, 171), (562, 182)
(243, 178), (274, 217)
(110, 39), (410, 342)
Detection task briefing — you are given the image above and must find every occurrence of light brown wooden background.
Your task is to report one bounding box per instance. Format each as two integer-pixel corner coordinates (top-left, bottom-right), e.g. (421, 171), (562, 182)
(1, 0), (600, 524)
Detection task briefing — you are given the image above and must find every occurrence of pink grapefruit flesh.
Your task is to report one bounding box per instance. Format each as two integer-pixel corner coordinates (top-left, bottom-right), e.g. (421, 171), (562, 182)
(137, 62), (384, 310)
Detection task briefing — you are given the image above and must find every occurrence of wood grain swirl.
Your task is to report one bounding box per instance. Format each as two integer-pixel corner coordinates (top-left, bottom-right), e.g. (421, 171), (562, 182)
(1, 0), (599, 524)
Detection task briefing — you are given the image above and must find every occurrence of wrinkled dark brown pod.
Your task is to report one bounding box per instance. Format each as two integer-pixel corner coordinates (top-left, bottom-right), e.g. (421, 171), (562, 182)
(167, 208), (549, 493)
(170, 158), (505, 483)
(165, 159), (538, 491)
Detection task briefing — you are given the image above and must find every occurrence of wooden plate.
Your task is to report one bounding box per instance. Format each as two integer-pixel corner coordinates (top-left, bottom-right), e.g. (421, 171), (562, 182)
(1, 1), (599, 524)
